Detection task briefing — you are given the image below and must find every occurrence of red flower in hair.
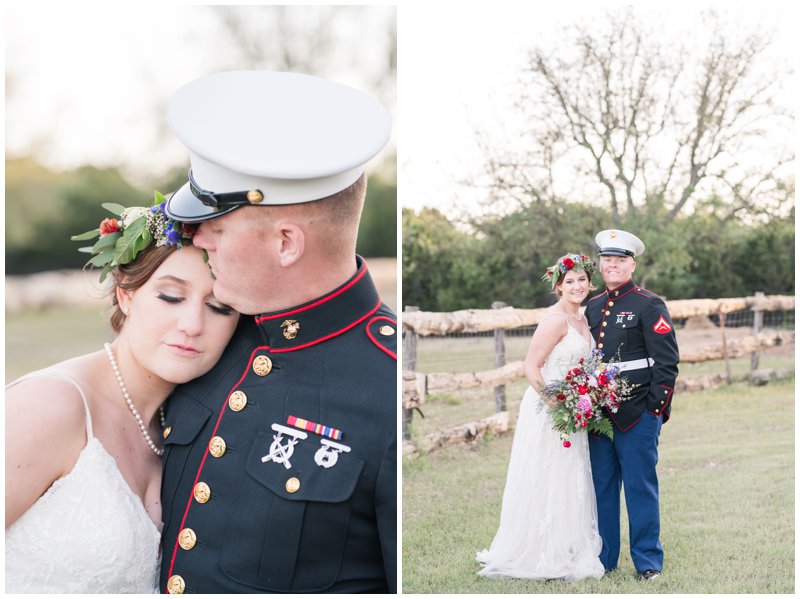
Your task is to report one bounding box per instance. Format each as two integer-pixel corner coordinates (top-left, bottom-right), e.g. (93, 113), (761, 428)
(99, 218), (121, 236)
(562, 257), (575, 269)
(181, 223), (198, 237)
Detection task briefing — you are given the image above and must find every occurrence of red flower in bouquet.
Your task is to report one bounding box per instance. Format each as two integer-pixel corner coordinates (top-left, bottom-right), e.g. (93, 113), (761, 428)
(542, 349), (637, 447)
(562, 257), (575, 269)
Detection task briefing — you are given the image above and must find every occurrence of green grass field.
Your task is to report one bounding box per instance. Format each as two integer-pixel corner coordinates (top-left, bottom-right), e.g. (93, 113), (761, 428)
(402, 379), (795, 593)
(407, 334), (794, 447)
(6, 306), (113, 382)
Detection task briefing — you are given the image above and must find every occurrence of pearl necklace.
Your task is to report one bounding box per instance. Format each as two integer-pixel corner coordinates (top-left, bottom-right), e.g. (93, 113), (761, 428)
(559, 300), (584, 322)
(104, 343), (166, 457)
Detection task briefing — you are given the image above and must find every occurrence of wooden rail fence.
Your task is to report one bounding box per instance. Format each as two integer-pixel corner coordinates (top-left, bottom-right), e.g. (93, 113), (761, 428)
(402, 293), (794, 453)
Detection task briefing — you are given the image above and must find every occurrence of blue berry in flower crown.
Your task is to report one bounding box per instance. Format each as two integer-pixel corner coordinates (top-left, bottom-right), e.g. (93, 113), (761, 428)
(71, 191), (197, 283)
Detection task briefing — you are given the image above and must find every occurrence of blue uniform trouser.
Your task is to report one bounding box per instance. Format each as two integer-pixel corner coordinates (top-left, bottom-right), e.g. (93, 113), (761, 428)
(589, 411), (663, 573)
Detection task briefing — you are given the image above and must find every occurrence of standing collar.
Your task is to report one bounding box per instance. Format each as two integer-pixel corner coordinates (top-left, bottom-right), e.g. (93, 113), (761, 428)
(605, 278), (637, 297)
(254, 255), (381, 352)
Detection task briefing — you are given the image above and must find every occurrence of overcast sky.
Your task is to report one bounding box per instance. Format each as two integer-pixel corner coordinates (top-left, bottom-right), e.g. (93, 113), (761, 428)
(5, 4), (395, 182)
(398, 1), (797, 215)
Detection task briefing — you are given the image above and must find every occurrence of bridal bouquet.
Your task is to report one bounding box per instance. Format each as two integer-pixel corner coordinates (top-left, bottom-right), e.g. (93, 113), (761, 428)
(542, 349), (636, 447)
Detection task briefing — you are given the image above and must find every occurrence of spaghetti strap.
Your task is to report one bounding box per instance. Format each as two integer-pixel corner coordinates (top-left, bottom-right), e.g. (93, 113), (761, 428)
(539, 311), (570, 323)
(6, 370), (94, 441)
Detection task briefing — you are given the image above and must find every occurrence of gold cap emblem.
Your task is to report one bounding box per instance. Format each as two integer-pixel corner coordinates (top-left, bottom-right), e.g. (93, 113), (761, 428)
(247, 190), (264, 204)
(281, 319), (300, 340)
(610, 230), (618, 238)
(167, 575), (186, 594)
(253, 355), (272, 376)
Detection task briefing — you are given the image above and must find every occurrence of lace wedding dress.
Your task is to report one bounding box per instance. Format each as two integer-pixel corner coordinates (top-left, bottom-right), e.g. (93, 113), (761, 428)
(5, 372), (161, 593)
(476, 323), (605, 580)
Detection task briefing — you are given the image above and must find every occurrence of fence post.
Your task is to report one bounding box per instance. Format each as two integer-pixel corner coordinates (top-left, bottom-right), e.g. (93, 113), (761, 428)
(492, 301), (507, 412)
(751, 291), (765, 372)
(719, 311), (732, 384)
(402, 306), (419, 441)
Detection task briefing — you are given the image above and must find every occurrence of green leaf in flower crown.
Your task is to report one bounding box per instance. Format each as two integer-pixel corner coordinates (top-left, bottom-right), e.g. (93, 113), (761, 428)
(154, 190), (167, 205)
(78, 246), (94, 254)
(132, 229), (153, 256)
(88, 251), (114, 267)
(92, 231), (122, 252)
(113, 217), (148, 264)
(101, 203), (127, 216)
(71, 228), (101, 241)
(99, 264), (114, 284)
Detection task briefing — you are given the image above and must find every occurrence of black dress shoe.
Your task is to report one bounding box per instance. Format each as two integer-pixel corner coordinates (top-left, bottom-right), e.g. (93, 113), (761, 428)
(637, 569), (661, 580)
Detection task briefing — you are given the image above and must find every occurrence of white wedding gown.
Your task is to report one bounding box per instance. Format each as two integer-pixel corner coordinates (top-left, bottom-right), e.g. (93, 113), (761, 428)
(5, 371), (161, 593)
(476, 324), (605, 580)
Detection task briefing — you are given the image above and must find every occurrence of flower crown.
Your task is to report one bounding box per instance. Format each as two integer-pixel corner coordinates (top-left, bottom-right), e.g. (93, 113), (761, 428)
(72, 191), (196, 283)
(541, 253), (597, 289)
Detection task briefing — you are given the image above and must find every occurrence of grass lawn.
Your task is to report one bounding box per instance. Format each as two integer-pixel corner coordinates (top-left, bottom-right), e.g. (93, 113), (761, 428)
(402, 379), (795, 593)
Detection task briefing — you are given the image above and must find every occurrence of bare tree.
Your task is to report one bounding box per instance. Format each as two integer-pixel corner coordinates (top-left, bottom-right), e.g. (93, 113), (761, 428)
(210, 6), (396, 110)
(483, 8), (793, 227)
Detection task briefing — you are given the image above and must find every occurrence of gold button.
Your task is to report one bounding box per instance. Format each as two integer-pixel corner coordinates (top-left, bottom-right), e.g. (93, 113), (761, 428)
(664, 390), (669, 394)
(661, 400), (665, 404)
(209, 436), (227, 458)
(193, 482), (211, 504)
(379, 325), (395, 336)
(602, 321), (608, 327)
(599, 332), (605, 337)
(598, 343), (604, 349)
(178, 528), (197, 550)
(247, 190), (264, 204)
(228, 390), (248, 411)
(609, 301), (615, 307)
(253, 355), (272, 376)
(167, 575), (185, 594)
(605, 310), (611, 316)
(285, 477), (300, 494)
(163, 426), (173, 439)
(655, 409), (660, 413)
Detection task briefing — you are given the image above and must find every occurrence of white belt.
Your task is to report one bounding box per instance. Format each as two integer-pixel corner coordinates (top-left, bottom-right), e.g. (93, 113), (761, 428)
(616, 357), (654, 372)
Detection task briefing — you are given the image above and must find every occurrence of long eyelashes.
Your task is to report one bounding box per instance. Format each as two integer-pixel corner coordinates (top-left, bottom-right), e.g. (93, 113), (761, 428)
(158, 293), (233, 316)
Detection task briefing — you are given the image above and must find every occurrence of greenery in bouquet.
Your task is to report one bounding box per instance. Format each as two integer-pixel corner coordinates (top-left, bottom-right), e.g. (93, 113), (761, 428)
(542, 348), (637, 447)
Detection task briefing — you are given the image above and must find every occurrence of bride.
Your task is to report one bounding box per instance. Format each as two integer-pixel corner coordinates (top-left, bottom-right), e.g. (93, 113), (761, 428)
(476, 253), (605, 581)
(5, 200), (239, 593)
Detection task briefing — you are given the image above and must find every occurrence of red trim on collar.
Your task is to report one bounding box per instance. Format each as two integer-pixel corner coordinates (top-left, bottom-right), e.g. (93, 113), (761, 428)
(606, 278), (634, 294)
(365, 316), (398, 360)
(255, 264), (368, 323)
(270, 298), (382, 353)
(166, 346), (269, 584)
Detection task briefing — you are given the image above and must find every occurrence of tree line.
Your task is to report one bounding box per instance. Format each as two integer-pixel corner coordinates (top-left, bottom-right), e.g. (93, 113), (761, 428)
(5, 157), (396, 275)
(402, 204), (794, 312)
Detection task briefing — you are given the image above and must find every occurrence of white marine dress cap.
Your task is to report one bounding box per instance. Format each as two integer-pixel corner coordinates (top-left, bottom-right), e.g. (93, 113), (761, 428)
(595, 229), (646, 257)
(165, 70), (391, 222)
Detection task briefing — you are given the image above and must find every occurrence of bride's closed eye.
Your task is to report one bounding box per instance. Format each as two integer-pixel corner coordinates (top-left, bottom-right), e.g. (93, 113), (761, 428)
(158, 293), (234, 316)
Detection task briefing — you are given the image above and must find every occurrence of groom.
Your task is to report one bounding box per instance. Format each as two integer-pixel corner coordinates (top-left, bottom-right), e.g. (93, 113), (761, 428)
(157, 71), (396, 593)
(585, 229), (679, 581)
